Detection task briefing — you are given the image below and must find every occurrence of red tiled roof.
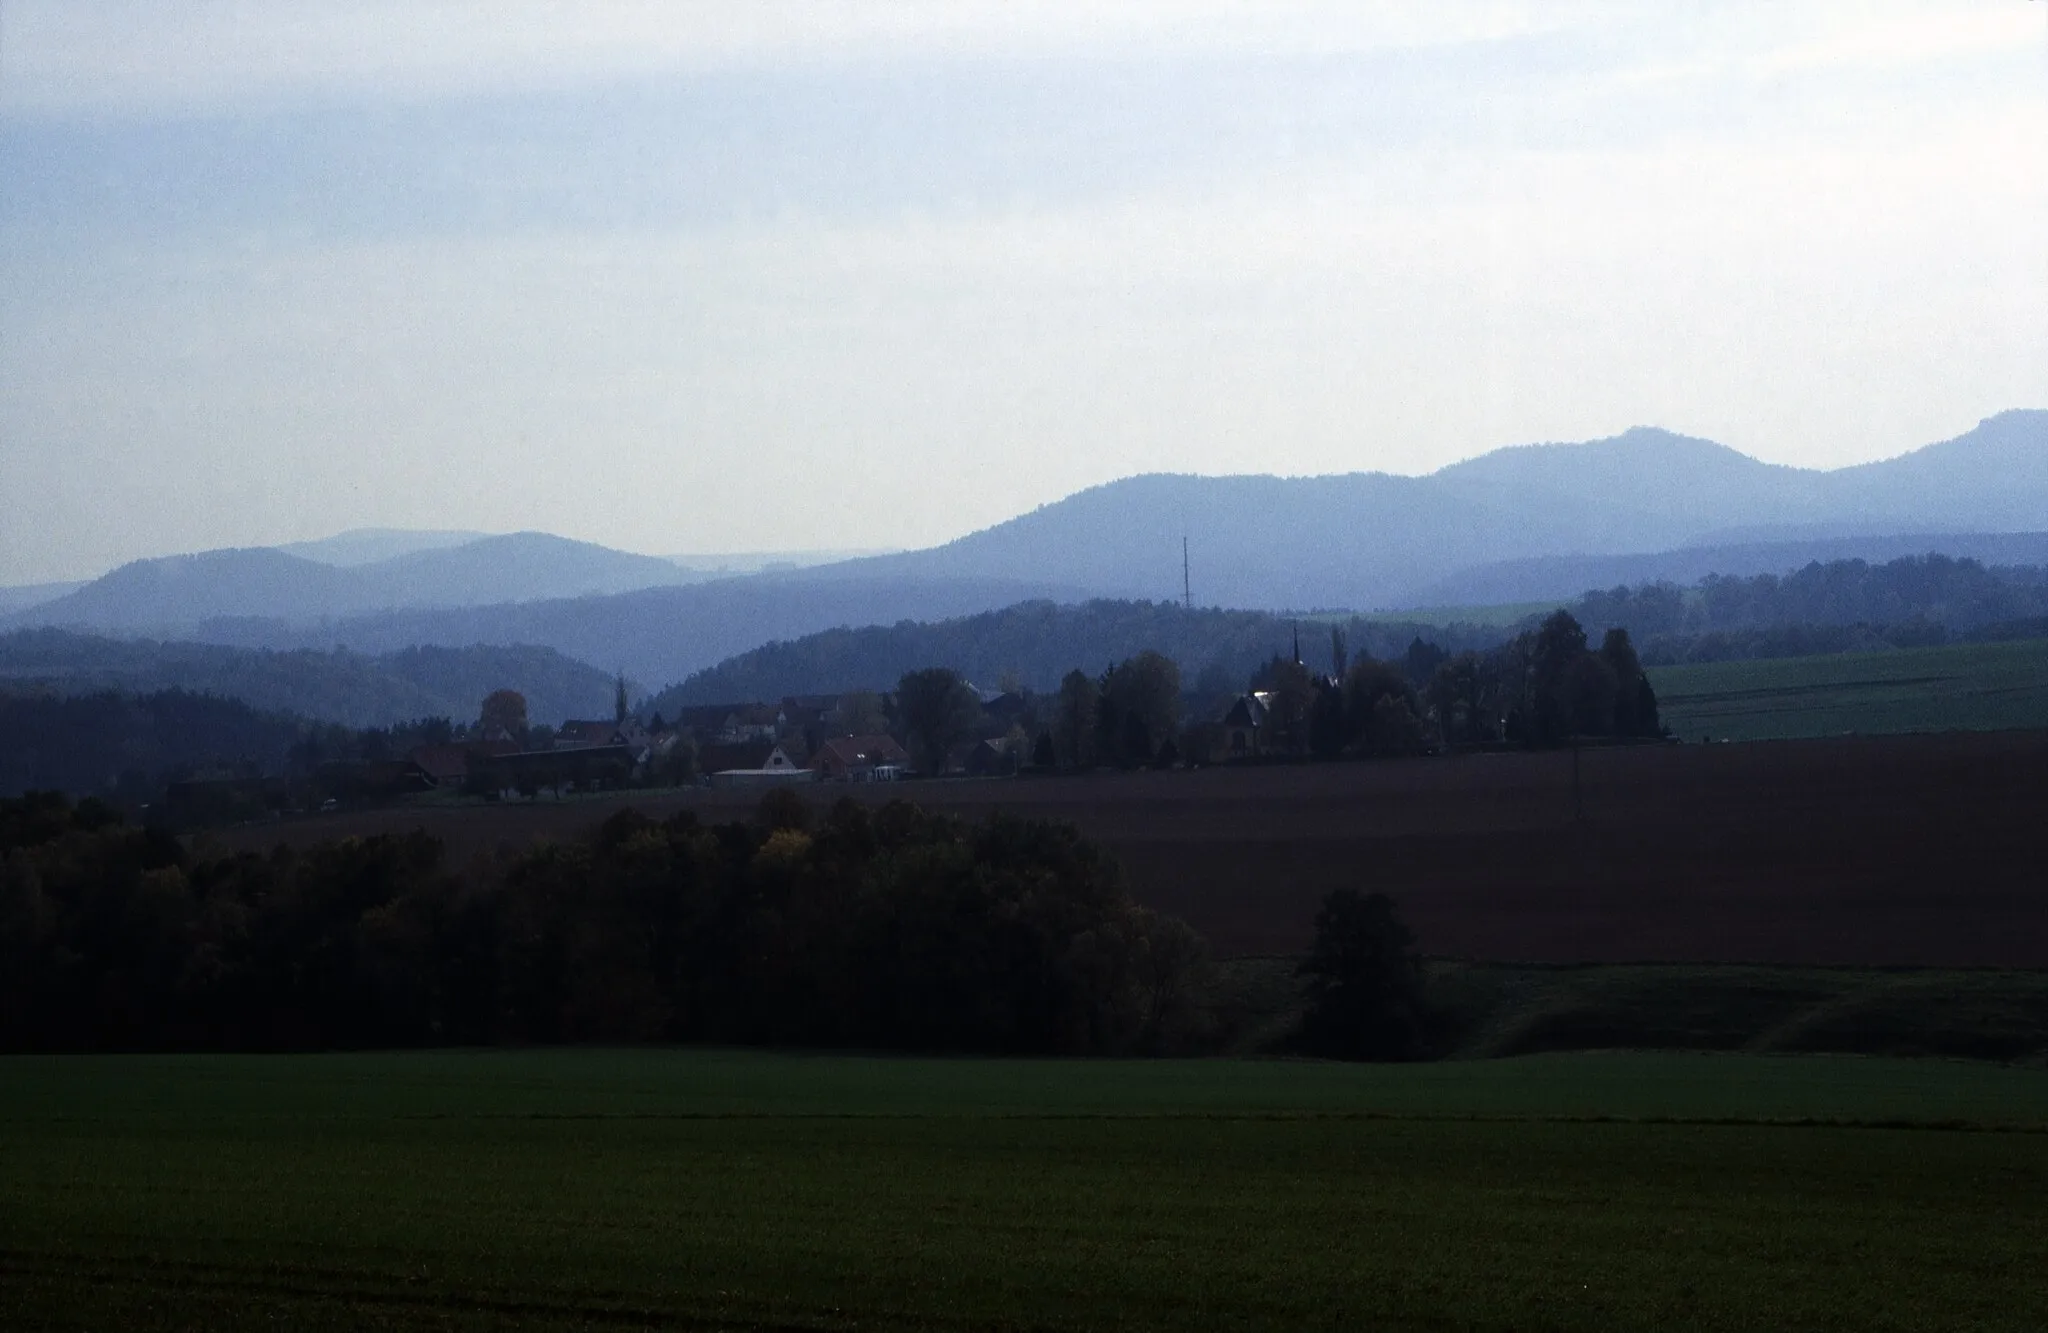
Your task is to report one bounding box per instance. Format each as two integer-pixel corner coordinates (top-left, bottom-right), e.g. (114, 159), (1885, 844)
(811, 734), (910, 769)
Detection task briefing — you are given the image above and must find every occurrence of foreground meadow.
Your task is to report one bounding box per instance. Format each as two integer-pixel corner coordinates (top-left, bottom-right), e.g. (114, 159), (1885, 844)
(5, 1050), (2047, 1331)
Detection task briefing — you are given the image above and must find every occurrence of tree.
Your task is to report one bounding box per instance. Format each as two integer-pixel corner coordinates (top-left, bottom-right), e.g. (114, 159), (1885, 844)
(1599, 628), (1662, 737)
(1403, 637), (1447, 690)
(1101, 650), (1181, 766)
(1054, 670), (1099, 769)
(1308, 677), (1346, 758)
(1528, 611), (1590, 745)
(1329, 626), (1349, 680)
(1429, 653), (1487, 746)
(478, 690), (528, 744)
(613, 674), (629, 725)
(1297, 889), (1426, 1060)
(895, 668), (982, 776)
(1342, 658), (1416, 754)
(1563, 652), (1619, 737)
(1251, 655), (1314, 754)
(655, 735), (698, 786)
(833, 690), (889, 737)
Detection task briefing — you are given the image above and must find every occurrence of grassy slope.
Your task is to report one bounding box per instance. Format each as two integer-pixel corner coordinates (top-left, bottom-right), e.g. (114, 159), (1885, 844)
(1433, 964), (2048, 1062)
(6, 1051), (2048, 1331)
(1219, 959), (2048, 1063)
(1649, 637), (2048, 741)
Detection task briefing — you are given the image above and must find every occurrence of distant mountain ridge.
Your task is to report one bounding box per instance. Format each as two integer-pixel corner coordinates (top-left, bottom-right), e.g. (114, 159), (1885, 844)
(277, 528), (487, 567)
(7, 533), (698, 632)
(812, 412), (2048, 610)
(7, 410), (2042, 690)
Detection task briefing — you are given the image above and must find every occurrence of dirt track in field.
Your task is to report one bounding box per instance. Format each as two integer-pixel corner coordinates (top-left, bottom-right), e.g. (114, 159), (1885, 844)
(228, 732), (2048, 966)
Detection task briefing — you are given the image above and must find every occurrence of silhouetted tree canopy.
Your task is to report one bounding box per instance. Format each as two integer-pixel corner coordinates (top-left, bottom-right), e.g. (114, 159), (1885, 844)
(479, 689), (529, 742)
(0, 791), (1214, 1056)
(896, 668), (982, 774)
(1297, 889), (1427, 1061)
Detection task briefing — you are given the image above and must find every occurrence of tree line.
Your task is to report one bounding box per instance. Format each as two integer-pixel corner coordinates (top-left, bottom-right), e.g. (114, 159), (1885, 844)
(1568, 554), (2048, 663)
(653, 600), (1506, 712)
(0, 790), (1219, 1055)
(892, 608), (1662, 772)
(661, 557), (2048, 711)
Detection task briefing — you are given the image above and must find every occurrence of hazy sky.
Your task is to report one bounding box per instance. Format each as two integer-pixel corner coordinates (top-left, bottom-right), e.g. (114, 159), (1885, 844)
(2, 2), (2044, 583)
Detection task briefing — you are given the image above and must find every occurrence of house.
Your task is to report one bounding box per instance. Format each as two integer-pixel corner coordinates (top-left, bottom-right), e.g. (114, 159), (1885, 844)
(470, 744), (636, 798)
(707, 744), (810, 789)
(697, 740), (778, 775)
(719, 704), (781, 745)
(810, 734), (911, 782)
(1220, 692), (1272, 757)
(553, 720), (622, 751)
(668, 703), (740, 743)
(962, 737), (1015, 777)
(982, 692), (1031, 726)
(321, 758), (435, 803)
(778, 695), (839, 735)
(408, 740), (517, 789)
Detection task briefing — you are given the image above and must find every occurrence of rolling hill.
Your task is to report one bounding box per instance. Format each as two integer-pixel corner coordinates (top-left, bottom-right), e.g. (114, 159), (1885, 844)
(177, 574), (1095, 695)
(9, 411), (2042, 689)
(810, 412), (2048, 610)
(645, 600), (1510, 712)
(0, 629), (620, 728)
(5, 533), (699, 632)
(1402, 530), (2048, 608)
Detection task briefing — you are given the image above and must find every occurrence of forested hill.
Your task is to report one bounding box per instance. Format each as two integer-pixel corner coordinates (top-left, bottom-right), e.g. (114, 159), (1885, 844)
(1564, 554), (2048, 644)
(0, 630), (617, 728)
(0, 689), (318, 800)
(646, 601), (1507, 711)
(798, 411), (2048, 610)
(657, 555), (2048, 710)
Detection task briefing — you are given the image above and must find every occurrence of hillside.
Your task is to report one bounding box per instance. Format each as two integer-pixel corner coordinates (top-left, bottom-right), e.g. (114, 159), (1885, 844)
(791, 411), (2048, 610)
(0, 629), (619, 728)
(655, 555), (2048, 709)
(277, 528), (487, 566)
(11, 412), (2043, 682)
(0, 690), (316, 798)
(646, 600), (1507, 711)
(0, 581), (86, 617)
(187, 574), (1096, 693)
(6, 533), (697, 631)
(1405, 531), (2048, 607)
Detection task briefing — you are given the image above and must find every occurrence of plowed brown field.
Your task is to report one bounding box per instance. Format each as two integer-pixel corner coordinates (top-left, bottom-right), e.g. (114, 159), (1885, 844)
(232, 732), (2048, 966)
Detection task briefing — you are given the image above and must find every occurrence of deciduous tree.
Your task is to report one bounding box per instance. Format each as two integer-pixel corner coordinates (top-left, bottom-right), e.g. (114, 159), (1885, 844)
(1298, 888), (1426, 1061)
(895, 668), (982, 775)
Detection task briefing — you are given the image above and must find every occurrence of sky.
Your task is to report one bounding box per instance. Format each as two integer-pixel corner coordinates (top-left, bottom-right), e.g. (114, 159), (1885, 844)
(1, 2), (2044, 584)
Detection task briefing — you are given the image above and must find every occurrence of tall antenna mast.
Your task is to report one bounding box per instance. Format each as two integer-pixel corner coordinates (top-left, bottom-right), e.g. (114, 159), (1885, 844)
(1182, 534), (1191, 610)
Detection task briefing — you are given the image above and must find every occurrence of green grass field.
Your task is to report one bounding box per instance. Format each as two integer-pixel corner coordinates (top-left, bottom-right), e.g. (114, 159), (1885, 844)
(1355, 601), (1563, 628)
(6, 1050), (2048, 1331)
(1649, 637), (2048, 741)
